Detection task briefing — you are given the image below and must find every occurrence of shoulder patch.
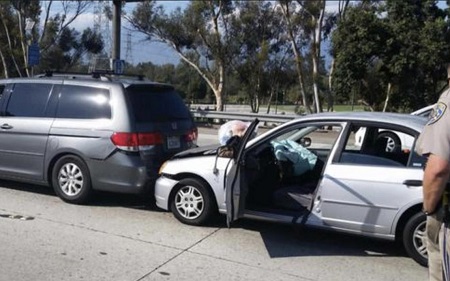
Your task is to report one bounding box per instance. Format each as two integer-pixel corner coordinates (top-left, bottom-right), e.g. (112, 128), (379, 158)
(427, 102), (447, 125)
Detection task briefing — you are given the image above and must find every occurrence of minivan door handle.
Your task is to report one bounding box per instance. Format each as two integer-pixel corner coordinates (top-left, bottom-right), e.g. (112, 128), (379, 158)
(1, 124), (13, 130)
(403, 180), (422, 186)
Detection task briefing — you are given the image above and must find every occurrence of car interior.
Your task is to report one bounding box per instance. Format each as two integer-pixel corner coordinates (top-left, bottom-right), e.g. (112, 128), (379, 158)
(242, 125), (339, 216)
(238, 122), (422, 216)
(340, 125), (411, 167)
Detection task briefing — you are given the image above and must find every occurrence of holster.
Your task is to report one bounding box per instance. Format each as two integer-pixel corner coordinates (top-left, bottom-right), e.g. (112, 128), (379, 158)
(428, 213), (442, 244)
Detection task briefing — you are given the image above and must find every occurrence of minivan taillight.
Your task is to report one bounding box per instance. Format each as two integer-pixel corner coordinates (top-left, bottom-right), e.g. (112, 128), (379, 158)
(111, 132), (163, 151)
(185, 128), (198, 144)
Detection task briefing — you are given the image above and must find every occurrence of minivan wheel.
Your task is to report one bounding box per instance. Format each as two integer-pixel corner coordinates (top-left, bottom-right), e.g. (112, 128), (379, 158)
(402, 212), (427, 266)
(52, 155), (93, 204)
(170, 178), (216, 226)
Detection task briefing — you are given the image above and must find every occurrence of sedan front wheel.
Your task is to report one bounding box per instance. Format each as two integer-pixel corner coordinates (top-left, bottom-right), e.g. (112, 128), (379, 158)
(170, 178), (216, 226)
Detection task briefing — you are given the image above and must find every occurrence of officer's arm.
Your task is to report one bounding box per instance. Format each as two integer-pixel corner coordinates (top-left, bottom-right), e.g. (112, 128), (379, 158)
(423, 154), (450, 213)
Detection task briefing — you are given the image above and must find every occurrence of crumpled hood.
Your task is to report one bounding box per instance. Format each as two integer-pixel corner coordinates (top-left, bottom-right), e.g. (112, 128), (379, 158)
(172, 144), (220, 159)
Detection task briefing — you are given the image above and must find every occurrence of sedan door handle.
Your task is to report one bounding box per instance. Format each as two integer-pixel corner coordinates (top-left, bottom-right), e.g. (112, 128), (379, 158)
(403, 180), (422, 186)
(0, 124), (12, 130)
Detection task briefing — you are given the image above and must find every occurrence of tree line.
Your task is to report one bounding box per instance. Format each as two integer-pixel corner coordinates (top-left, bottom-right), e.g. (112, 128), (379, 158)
(0, 0), (449, 113)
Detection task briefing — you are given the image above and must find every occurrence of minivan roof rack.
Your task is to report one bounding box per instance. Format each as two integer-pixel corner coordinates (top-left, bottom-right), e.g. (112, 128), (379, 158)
(36, 70), (146, 81)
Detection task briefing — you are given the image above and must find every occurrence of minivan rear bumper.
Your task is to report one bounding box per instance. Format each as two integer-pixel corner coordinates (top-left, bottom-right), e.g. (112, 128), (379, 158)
(87, 152), (155, 194)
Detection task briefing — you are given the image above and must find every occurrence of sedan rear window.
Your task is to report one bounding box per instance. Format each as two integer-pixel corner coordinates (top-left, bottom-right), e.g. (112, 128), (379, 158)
(127, 85), (191, 122)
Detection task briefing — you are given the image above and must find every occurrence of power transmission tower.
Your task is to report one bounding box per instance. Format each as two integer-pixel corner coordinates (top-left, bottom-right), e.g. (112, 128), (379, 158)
(125, 31), (133, 65)
(89, 1), (112, 72)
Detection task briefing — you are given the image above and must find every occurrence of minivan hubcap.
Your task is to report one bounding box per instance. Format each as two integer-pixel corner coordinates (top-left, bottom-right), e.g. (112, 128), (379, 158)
(58, 163), (83, 196)
(175, 186), (204, 219)
(413, 220), (427, 259)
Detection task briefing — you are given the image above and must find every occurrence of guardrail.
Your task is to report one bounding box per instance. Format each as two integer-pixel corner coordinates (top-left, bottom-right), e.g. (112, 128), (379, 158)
(190, 108), (300, 123)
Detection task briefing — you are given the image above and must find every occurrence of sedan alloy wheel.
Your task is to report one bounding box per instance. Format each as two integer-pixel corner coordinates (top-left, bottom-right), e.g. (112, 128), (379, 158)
(170, 178), (217, 226)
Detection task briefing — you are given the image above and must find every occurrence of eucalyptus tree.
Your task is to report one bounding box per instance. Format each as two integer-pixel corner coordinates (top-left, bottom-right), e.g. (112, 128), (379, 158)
(127, 0), (238, 111)
(0, 3), (22, 77)
(324, 0), (350, 111)
(295, 0), (326, 113)
(0, 1), (95, 77)
(38, 27), (104, 72)
(381, 0), (450, 110)
(331, 0), (450, 111)
(229, 1), (285, 113)
(331, 2), (387, 111)
(277, 0), (311, 113)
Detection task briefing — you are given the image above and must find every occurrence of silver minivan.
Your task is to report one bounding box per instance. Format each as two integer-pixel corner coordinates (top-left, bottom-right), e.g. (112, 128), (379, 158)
(0, 72), (197, 204)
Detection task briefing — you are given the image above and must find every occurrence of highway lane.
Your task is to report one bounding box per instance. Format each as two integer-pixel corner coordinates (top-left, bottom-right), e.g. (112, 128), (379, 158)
(0, 127), (428, 281)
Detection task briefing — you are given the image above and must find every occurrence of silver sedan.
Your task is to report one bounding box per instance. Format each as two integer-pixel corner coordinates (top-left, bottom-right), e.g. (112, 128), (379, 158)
(155, 112), (428, 266)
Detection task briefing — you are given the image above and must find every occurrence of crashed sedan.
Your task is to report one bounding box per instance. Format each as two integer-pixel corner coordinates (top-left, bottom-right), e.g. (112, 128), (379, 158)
(155, 112), (428, 266)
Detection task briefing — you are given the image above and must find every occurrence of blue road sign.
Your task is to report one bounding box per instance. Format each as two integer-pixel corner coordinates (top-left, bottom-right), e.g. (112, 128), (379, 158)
(113, 59), (125, 75)
(28, 43), (40, 66)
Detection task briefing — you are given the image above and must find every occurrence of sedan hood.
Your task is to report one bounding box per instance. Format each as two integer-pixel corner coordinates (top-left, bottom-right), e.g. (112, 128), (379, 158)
(172, 144), (220, 159)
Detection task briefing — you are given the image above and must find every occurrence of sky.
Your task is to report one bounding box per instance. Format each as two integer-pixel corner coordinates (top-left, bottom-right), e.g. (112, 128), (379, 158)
(66, 1), (188, 66)
(65, 0), (449, 67)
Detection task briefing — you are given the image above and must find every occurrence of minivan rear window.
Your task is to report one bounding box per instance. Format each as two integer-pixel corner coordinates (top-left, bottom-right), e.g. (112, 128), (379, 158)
(127, 85), (191, 122)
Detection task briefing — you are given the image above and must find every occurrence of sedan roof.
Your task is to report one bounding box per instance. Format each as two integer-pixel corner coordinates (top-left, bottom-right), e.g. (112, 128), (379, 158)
(289, 111), (427, 132)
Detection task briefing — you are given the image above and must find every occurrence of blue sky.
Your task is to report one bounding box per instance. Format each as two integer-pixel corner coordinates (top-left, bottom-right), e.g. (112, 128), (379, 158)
(67, 0), (449, 66)
(122, 1), (188, 65)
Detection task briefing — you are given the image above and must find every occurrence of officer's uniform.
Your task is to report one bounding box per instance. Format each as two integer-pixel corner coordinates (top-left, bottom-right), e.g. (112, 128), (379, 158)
(416, 89), (450, 281)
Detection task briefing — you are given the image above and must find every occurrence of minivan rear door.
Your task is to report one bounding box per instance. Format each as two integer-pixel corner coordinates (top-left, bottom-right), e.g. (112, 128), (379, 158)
(125, 84), (197, 173)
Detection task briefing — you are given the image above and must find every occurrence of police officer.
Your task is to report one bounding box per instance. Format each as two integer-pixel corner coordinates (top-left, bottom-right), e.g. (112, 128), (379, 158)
(416, 70), (450, 280)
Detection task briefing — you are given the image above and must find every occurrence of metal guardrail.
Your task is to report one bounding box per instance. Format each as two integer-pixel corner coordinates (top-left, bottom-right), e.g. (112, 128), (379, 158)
(190, 109), (299, 123)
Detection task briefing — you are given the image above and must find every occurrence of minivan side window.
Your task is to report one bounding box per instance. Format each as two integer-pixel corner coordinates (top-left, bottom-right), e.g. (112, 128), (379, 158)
(57, 85), (111, 119)
(6, 83), (53, 117)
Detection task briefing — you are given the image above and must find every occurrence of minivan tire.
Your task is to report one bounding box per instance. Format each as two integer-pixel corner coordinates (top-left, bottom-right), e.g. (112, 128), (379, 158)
(52, 155), (93, 204)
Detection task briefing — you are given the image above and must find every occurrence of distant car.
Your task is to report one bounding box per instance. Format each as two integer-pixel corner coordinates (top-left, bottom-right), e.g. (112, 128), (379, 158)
(155, 112), (428, 266)
(411, 104), (435, 117)
(354, 104), (435, 152)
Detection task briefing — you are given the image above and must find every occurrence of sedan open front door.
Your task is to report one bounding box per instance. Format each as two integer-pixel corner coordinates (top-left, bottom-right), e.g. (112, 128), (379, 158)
(225, 119), (260, 227)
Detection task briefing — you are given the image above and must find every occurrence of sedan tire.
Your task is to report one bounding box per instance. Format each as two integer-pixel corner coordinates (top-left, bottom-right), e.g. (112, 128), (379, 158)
(52, 155), (93, 204)
(170, 178), (216, 226)
(402, 212), (427, 267)
(377, 131), (401, 152)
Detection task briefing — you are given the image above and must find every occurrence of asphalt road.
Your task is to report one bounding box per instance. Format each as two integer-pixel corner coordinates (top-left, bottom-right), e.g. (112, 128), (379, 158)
(0, 127), (428, 281)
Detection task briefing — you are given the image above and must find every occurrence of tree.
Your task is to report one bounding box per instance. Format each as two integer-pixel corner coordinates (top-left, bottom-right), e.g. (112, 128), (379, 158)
(0, 1), (95, 78)
(331, 0), (450, 112)
(381, 0), (450, 110)
(127, 0), (238, 111)
(297, 0), (326, 113)
(229, 1), (283, 113)
(39, 27), (104, 71)
(324, 0), (350, 111)
(277, 0), (311, 113)
(331, 2), (387, 111)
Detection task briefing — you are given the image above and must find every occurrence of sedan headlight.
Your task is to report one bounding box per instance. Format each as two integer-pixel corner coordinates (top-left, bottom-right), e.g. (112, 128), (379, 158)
(158, 161), (169, 175)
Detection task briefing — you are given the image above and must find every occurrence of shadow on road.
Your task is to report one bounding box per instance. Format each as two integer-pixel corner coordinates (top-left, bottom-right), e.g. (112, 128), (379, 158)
(233, 219), (409, 261)
(0, 179), (159, 211)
